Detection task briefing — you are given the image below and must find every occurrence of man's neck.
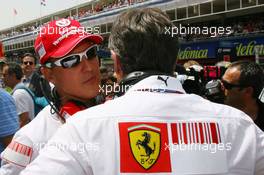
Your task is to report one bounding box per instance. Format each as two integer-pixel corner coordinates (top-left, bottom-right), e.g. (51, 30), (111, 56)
(24, 73), (32, 79)
(59, 92), (95, 108)
(243, 99), (259, 121)
(10, 80), (21, 89)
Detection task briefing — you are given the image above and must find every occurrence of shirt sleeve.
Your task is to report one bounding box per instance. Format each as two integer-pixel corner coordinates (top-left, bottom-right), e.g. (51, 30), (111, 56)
(0, 90), (19, 138)
(0, 157), (24, 175)
(0, 130), (35, 174)
(20, 123), (93, 175)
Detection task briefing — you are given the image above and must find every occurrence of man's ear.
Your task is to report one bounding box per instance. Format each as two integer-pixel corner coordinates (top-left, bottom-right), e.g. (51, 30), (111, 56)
(243, 86), (254, 98)
(111, 50), (123, 82)
(41, 67), (56, 85)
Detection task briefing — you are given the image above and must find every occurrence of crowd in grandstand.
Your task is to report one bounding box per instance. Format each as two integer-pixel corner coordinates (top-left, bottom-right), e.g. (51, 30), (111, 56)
(0, 0), (147, 39)
(180, 15), (264, 41)
(2, 0), (264, 41)
(71, 0), (147, 20)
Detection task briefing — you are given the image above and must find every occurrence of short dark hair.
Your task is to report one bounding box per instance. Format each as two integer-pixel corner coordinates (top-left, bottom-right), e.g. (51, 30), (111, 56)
(5, 62), (23, 80)
(21, 53), (37, 64)
(229, 60), (264, 99)
(108, 8), (178, 75)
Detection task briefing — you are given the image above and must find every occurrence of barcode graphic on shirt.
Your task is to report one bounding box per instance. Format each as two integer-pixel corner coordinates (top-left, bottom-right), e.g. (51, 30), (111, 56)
(171, 122), (221, 144)
(8, 141), (33, 157)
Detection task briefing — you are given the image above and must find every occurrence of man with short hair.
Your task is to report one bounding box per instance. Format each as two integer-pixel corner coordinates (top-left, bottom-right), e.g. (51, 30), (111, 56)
(20, 8), (264, 175)
(0, 18), (103, 175)
(222, 60), (264, 130)
(21, 53), (36, 87)
(2, 62), (34, 127)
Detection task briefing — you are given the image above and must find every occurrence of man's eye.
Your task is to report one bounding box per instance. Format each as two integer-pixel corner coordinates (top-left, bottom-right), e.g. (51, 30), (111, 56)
(63, 59), (78, 67)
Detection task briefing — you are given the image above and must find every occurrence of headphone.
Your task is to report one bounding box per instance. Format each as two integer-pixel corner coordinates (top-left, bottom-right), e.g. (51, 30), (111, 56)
(114, 71), (170, 97)
(259, 87), (264, 103)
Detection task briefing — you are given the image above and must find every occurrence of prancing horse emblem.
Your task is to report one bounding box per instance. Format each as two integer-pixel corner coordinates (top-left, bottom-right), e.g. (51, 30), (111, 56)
(157, 76), (169, 86)
(128, 124), (161, 170)
(136, 132), (156, 161)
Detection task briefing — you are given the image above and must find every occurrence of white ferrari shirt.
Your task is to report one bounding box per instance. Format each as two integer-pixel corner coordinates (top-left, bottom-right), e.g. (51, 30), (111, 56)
(20, 75), (264, 175)
(0, 106), (62, 175)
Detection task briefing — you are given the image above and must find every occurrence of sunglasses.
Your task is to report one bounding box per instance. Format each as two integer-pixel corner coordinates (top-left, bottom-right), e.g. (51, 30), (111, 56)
(23, 61), (34, 65)
(221, 79), (247, 90)
(45, 45), (98, 68)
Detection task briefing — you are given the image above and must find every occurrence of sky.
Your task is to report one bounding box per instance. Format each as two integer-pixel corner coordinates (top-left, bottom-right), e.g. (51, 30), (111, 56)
(0, 0), (92, 31)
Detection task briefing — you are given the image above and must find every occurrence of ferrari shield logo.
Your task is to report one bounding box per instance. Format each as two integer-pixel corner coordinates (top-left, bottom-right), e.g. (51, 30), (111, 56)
(128, 124), (161, 170)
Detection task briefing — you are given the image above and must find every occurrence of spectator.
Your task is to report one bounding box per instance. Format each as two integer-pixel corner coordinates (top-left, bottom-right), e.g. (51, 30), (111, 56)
(27, 68), (50, 114)
(2, 62), (34, 127)
(0, 89), (19, 163)
(0, 58), (6, 88)
(215, 61), (231, 68)
(20, 8), (264, 175)
(183, 60), (201, 70)
(222, 60), (264, 130)
(100, 66), (108, 84)
(21, 53), (36, 87)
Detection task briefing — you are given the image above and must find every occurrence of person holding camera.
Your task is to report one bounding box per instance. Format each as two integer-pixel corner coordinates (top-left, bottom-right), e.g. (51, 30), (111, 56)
(20, 8), (264, 175)
(222, 60), (264, 131)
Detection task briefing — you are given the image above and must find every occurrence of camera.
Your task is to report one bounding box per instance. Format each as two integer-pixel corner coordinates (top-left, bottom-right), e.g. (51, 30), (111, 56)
(176, 65), (227, 103)
(203, 66), (226, 104)
(204, 80), (225, 103)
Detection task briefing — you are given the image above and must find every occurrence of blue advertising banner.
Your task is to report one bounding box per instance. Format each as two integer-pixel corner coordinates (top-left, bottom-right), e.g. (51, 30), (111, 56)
(232, 37), (264, 57)
(178, 41), (217, 60)
(178, 35), (264, 60)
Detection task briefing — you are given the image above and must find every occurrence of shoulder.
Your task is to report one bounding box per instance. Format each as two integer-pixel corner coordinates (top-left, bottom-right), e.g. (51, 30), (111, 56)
(13, 88), (31, 98)
(12, 89), (34, 104)
(0, 90), (18, 128)
(14, 105), (62, 144)
(69, 97), (127, 121)
(0, 89), (15, 104)
(205, 97), (253, 122)
(67, 91), (255, 135)
(0, 89), (16, 111)
(79, 93), (252, 120)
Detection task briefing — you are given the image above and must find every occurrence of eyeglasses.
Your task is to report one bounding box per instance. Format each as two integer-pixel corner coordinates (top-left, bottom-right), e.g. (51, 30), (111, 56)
(221, 79), (247, 90)
(23, 61), (34, 65)
(45, 45), (98, 68)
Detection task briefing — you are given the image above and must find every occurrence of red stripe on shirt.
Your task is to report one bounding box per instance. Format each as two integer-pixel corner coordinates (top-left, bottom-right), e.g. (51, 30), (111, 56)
(171, 123), (179, 144)
(199, 123), (204, 144)
(182, 123), (188, 144)
(188, 123), (192, 144)
(210, 123), (218, 144)
(27, 147), (32, 157)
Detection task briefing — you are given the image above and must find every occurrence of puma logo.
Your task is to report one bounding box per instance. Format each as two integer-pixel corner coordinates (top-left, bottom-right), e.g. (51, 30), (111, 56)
(157, 76), (169, 86)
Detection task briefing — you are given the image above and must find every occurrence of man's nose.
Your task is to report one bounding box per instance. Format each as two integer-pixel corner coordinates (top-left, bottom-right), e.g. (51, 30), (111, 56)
(80, 55), (93, 71)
